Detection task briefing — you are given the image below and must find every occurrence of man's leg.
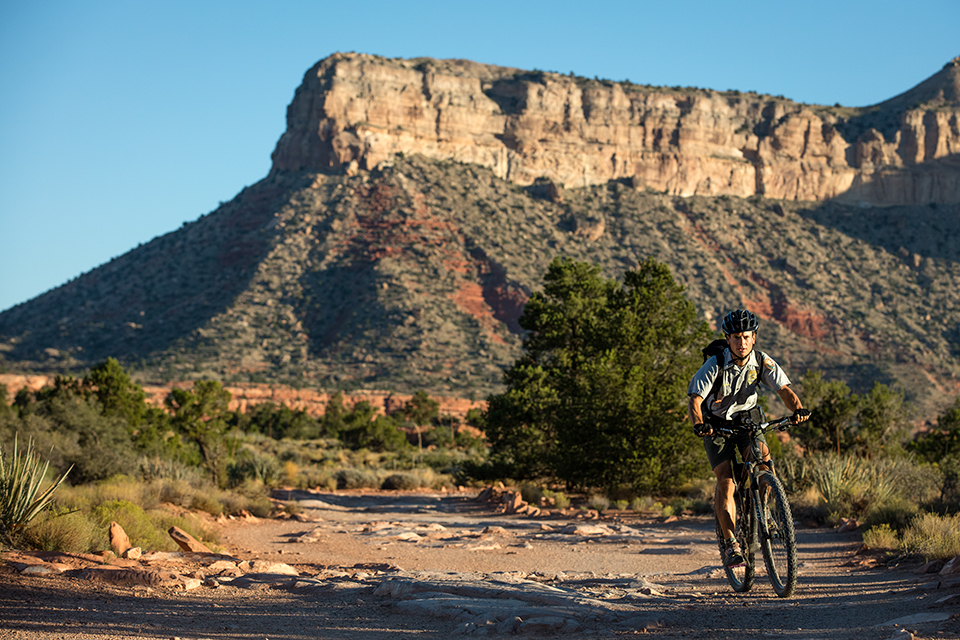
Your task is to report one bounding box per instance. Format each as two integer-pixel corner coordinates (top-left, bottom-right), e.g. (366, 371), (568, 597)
(714, 460), (735, 540)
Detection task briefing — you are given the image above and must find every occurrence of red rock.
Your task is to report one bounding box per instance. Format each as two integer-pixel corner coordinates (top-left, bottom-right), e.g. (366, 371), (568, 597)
(168, 526), (213, 553)
(939, 556), (960, 575)
(109, 521), (132, 556)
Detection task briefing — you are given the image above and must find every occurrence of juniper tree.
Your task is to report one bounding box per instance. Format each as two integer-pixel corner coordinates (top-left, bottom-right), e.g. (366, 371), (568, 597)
(484, 257), (711, 493)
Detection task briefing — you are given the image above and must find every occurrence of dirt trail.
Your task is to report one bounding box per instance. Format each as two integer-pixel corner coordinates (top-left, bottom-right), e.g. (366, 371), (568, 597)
(1, 490), (958, 639)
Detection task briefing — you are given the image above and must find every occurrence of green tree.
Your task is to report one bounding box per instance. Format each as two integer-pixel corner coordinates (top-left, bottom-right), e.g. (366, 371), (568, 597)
(797, 370), (858, 454)
(0, 386), (14, 421)
(910, 397), (960, 510)
(484, 257), (711, 493)
(852, 382), (910, 458)
(911, 397), (960, 462)
(82, 358), (147, 429)
(320, 392), (347, 439)
(403, 391), (440, 455)
(165, 381), (233, 487)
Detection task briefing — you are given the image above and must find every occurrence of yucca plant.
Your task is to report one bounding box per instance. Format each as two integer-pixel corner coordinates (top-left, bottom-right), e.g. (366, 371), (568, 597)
(0, 436), (72, 546)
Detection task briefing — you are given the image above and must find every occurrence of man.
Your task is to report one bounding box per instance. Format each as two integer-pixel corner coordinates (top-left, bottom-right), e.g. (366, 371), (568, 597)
(687, 309), (809, 567)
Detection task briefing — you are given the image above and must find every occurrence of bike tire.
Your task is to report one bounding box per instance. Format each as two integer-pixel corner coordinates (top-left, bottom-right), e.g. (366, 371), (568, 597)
(757, 471), (798, 598)
(716, 485), (755, 592)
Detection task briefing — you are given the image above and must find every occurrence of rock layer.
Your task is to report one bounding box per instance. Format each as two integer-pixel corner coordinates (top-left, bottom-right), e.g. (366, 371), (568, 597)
(271, 53), (960, 205)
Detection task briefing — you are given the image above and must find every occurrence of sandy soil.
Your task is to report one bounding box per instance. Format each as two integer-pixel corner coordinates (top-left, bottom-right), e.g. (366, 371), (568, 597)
(1, 490), (958, 640)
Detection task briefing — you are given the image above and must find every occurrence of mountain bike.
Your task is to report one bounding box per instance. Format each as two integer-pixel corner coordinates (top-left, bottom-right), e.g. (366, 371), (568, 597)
(713, 415), (799, 598)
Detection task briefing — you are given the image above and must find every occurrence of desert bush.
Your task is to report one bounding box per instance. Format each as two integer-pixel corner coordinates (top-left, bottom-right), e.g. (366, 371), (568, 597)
(91, 500), (173, 551)
(217, 490), (272, 518)
(864, 497), (920, 532)
(138, 456), (205, 485)
(227, 450), (282, 487)
(189, 492), (225, 516)
(861, 524), (899, 551)
(613, 499), (629, 511)
(588, 494), (610, 512)
(629, 497), (644, 512)
(519, 482), (543, 505)
(541, 489), (570, 509)
(802, 453), (930, 521)
(900, 513), (960, 560)
(381, 472), (423, 491)
(22, 509), (98, 553)
(336, 468), (379, 490)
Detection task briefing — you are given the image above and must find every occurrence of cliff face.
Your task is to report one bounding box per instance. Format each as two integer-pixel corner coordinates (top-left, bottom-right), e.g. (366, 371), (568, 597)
(271, 53), (960, 205)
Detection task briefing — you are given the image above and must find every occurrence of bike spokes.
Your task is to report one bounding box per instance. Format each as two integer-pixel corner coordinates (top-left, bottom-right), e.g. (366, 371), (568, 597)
(758, 472), (798, 598)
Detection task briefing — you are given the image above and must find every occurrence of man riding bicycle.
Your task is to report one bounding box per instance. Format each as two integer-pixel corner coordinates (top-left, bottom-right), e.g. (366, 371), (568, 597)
(687, 309), (809, 567)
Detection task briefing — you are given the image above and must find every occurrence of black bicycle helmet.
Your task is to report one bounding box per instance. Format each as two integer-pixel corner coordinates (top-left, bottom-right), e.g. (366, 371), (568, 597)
(721, 309), (760, 335)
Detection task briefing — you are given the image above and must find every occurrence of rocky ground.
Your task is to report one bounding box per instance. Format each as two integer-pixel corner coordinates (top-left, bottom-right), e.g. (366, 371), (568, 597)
(2, 490), (959, 639)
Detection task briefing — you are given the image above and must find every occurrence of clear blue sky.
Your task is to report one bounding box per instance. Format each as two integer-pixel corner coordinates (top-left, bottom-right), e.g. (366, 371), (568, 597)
(1, 0), (957, 312)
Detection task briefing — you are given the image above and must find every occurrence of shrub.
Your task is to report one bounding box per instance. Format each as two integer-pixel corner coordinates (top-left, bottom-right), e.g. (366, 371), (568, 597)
(336, 468), (379, 490)
(588, 494), (610, 513)
(22, 509), (98, 553)
(381, 472), (423, 491)
(900, 513), (960, 560)
(862, 524), (899, 551)
(519, 482), (543, 505)
(864, 497), (920, 532)
(138, 456), (204, 485)
(227, 451), (282, 488)
(91, 500), (174, 551)
(613, 499), (629, 511)
(542, 489), (570, 509)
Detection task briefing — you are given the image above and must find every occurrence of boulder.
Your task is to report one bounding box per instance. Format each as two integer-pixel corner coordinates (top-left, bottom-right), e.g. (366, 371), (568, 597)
(167, 526), (213, 553)
(109, 521), (132, 556)
(939, 555), (960, 575)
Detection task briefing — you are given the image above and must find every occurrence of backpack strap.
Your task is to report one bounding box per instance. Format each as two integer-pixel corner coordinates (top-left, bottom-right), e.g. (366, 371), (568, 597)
(703, 352), (724, 419)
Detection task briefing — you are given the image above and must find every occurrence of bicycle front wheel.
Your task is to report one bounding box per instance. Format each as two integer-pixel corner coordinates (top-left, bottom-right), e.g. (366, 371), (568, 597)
(757, 471), (798, 597)
(716, 486), (755, 593)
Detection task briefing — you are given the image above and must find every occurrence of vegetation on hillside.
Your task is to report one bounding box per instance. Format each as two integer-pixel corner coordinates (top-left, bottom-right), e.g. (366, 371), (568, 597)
(1, 157), (958, 423)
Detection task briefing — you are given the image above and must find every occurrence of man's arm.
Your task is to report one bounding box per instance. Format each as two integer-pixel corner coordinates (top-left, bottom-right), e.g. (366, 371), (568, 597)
(776, 385), (809, 424)
(688, 394), (711, 435)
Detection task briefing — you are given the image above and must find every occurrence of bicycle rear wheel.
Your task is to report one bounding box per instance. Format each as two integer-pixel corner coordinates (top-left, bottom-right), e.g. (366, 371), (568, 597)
(716, 486), (755, 592)
(758, 471), (798, 597)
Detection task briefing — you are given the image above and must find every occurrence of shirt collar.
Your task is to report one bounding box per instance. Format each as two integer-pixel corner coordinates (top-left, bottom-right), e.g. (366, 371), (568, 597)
(722, 348), (757, 370)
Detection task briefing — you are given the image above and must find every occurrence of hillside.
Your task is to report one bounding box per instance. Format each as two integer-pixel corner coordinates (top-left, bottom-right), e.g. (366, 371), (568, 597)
(2, 53), (960, 420)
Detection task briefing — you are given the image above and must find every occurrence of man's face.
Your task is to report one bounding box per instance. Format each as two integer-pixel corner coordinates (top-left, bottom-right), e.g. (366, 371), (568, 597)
(726, 331), (756, 359)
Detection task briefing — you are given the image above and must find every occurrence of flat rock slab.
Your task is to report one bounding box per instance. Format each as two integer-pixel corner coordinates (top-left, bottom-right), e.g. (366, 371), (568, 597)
(373, 572), (666, 635)
(877, 612), (953, 626)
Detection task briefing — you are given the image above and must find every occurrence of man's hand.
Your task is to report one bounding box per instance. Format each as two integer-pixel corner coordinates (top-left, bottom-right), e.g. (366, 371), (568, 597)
(694, 423), (712, 437)
(791, 408), (810, 425)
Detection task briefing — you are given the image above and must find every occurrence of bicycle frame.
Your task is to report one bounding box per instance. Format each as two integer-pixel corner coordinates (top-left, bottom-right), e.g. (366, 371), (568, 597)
(715, 415), (799, 597)
(716, 417), (790, 538)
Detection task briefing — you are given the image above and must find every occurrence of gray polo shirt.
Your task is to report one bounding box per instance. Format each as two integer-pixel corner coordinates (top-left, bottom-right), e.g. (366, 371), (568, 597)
(688, 348), (791, 420)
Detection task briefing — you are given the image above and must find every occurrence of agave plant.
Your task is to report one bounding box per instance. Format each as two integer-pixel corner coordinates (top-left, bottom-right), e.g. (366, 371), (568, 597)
(0, 436), (72, 545)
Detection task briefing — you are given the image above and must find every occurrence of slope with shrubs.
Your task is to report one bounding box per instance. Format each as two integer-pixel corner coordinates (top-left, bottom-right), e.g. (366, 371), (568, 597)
(1, 156), (959, 421)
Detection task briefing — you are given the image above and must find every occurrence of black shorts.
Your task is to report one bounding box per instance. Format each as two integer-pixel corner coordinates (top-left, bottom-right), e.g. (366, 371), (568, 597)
(703, 406), (767, 471)
(703, 430), (768, 471)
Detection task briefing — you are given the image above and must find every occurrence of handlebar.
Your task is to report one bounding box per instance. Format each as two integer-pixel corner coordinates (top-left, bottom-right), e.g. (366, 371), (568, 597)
(712, 416), (793, 439)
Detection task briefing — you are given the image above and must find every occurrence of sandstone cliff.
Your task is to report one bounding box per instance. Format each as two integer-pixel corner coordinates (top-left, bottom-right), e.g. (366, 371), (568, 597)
(272, 53), (960, 205)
